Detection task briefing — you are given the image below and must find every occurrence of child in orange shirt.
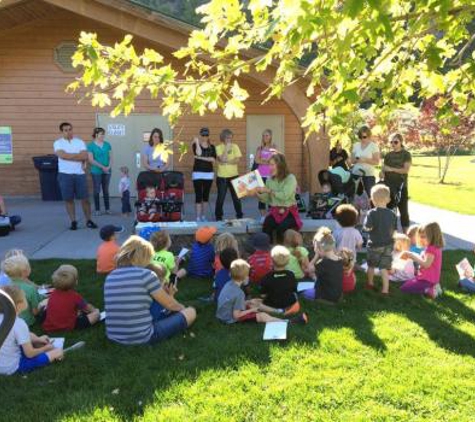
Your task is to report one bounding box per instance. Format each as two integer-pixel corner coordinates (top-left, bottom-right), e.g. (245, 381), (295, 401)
(96, 225), (123, 274)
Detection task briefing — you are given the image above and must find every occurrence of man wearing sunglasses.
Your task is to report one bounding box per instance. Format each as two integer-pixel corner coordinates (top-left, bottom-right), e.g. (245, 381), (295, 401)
(382, 133), (412, 233)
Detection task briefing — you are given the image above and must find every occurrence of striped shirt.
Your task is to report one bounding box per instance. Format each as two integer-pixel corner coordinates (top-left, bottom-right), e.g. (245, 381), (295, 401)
(187, 242), (215, 278)
(104, 267), (161, 345)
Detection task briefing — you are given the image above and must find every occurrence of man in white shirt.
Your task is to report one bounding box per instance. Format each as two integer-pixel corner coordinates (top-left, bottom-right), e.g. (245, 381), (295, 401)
(54, 122), (97, 230)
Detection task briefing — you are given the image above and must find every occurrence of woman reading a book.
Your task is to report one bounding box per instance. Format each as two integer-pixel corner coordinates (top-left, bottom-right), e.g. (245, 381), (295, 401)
(247, 153), (302, 244)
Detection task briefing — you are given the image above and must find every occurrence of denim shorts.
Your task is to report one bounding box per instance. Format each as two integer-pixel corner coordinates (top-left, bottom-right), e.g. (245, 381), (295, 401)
(17, 351), (50, 374)
(149, 311), (188, 344)
(58, 173), (89, 201)
(367, 245), (393, 270)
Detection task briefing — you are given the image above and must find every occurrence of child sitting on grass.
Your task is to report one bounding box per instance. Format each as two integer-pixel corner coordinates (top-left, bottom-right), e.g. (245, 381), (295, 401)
(334, 204), (363, 257)
(96, 225), (122, 274)
(284, 229), (310, 280)
(2, 255), (44, 326)
(389, 233), (415, 282)
(303, 227), (343, 303)
(258, 246), (301, 315)
(188, 226), (217, 278)
(150, 230), (187, 284)
(214, 232), (239, 272)
(458, 251), (475, 293)
(364, 184), (397, 295)
(247, 232), (273, 285)
(0, 285), (63, 375)
(400, 222), (445, 299)
(407, 224), (423, 255)
(0, 249), (38, 287)
(42, 265), (100, 332)
(213, 247), (239, 302)
(216, 259), (307, 324)
(339, 248), (356, 293)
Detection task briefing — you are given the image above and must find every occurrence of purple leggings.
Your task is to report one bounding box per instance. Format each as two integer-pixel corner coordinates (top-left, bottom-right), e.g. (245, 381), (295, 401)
(400, 278), (433, 295)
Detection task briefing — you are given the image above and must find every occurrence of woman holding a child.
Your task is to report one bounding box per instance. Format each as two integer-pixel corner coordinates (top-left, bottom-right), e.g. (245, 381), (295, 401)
(104, 236), (196, 345)
(247, 153), (302, 244)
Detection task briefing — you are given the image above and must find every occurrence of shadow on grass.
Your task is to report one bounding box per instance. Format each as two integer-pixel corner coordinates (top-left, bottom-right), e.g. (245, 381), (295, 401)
(2, 254), (475, 421)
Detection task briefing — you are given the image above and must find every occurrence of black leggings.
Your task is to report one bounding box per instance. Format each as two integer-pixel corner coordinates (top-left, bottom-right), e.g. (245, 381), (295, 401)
(263, 212), (299, 244)
(396, 184), (410, 229)
(193, 179), (213, 203)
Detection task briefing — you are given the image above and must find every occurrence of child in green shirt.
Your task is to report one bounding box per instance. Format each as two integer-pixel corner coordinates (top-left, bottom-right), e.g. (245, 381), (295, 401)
(283, 229), (310, 280)
(150, 230), (187, 284)
(2, 255), (45, 326)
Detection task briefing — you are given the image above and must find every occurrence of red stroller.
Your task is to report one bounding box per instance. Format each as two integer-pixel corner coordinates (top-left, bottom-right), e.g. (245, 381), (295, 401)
(135, 171), (184, 223)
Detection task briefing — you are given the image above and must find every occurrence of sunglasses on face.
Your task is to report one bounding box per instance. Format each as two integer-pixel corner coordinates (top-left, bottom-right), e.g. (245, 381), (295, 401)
(390, 141), (399, 145)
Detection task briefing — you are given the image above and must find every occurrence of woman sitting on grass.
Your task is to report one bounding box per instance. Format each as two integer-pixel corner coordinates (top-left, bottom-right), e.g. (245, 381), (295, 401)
(104, 235), (196, 345)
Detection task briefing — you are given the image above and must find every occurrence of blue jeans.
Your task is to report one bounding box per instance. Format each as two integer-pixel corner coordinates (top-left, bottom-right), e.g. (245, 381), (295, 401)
(91, 173), (111, 211)
(121, 190), (132, 214)
(149, 306), (188, 344)
(362, 176), (376, 197)
(459, 278), (475, 293)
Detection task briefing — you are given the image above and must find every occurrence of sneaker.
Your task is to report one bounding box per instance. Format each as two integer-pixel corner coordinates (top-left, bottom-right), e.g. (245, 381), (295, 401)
(436, 284), (443, 297)
(290, 312), (308, 325)
(425, 286), (437, 299)
(201, 216), (208, 222)
(70, 221), (78, 231)
(63, 341), (86, 354)
(92, 210), (101, 216)
(284, 301), (301, 316)
(104, 210), (112, 215)
(86, 220), (98, 229)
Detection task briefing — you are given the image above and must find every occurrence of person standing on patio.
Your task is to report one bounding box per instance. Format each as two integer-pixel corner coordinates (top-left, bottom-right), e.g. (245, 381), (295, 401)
(351, 125), (381, 196)
(382, 133), (412, 233)
(192, 127), (216, 222)
(87, 127), (112, 216)
(54, 122), (97, 230)
(215, 129), (243, 221)
(254, 129), (277, 222)
(141, 128), (170, 173)
(247, 153), (302, 244)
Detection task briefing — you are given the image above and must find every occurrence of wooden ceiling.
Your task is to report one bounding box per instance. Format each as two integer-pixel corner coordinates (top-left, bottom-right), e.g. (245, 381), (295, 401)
(0, 0), (60, 32)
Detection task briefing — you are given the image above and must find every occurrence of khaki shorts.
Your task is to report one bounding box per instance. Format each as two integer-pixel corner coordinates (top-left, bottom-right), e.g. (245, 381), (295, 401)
(367, 245), (393, 270)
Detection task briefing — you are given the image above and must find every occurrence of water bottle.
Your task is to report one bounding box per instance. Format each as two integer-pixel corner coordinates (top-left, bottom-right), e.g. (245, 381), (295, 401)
(249, 153), (255, 170)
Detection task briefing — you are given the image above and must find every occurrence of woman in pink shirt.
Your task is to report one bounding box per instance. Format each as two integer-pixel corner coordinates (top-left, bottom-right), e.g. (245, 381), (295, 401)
(254, 129), (277, 221)
(400, 222), (444, 299)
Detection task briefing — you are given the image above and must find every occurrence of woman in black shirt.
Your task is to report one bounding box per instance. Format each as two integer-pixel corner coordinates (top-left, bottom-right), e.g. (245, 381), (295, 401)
(192, 127), (217, 222)
(329, 141), (350, 171)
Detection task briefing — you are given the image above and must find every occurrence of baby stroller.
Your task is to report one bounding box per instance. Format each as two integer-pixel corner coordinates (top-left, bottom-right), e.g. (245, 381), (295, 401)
(135, 171), (184, 223)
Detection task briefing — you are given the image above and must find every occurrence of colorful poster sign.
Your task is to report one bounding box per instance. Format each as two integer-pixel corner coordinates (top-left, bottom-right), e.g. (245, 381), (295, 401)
(0, 127), (12, 164)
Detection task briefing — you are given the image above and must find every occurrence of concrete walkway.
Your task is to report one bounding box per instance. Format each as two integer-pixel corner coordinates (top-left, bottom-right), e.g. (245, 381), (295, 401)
(0, 195), (473, 259)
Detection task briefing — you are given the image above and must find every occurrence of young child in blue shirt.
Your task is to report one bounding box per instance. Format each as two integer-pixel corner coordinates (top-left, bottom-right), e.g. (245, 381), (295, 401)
(187, 226), (217, 278)
(213, 248), (239, 302)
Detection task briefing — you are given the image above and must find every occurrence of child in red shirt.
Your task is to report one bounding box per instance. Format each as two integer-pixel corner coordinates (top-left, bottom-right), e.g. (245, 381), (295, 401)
(43, 265), (100, 332)
(248, 233), (273, 284)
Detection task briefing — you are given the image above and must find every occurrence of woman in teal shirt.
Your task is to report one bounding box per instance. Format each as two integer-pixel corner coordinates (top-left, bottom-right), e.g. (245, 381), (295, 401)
(87, 127), (112, 215)
(248, 153), (302, 244)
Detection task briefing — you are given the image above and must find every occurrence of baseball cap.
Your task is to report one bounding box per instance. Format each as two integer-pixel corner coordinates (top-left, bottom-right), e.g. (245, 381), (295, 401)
(199, 127), (210, 136)
(100, 224), (124, 241)
(250, 232), (271, 251)
(195, 226), (217, 244)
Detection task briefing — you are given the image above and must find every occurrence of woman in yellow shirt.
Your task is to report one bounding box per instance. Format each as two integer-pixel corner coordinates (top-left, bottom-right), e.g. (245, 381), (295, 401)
(214, 129), (243, 221)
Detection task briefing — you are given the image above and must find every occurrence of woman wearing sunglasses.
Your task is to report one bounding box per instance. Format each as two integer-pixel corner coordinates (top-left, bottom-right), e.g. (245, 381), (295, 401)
(351, 125), (381, 195)
(383, 133), (412, 233)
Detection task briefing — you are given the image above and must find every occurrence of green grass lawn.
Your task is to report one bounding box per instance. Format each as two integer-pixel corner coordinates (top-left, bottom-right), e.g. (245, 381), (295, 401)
(2, 254), (475, 422)
(409, 155), (475, 215)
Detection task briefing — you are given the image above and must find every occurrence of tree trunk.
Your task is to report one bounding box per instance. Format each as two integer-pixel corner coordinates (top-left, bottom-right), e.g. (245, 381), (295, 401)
(437, 149), (442, 180)
(439, 146), (456, 184)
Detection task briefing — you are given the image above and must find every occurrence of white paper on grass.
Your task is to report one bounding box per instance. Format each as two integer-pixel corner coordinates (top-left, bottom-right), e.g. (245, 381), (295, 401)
(100, 311), (106, 321)
(263, 321), (288, 341)
(51, 338), (65, 350)
(456, 258), (474, 279)
(297, 281), (315, 292)
(38, 287), (53, 296)
(178, 248), (189, 261)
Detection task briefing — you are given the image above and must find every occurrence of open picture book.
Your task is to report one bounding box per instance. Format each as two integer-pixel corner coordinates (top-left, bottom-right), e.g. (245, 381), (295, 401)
(456, 258), (474, 280)
(231, 170), (265, 199)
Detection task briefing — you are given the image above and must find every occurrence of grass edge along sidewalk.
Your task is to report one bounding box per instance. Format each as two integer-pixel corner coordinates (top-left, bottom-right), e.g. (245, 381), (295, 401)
(2, 252), (475, 421)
